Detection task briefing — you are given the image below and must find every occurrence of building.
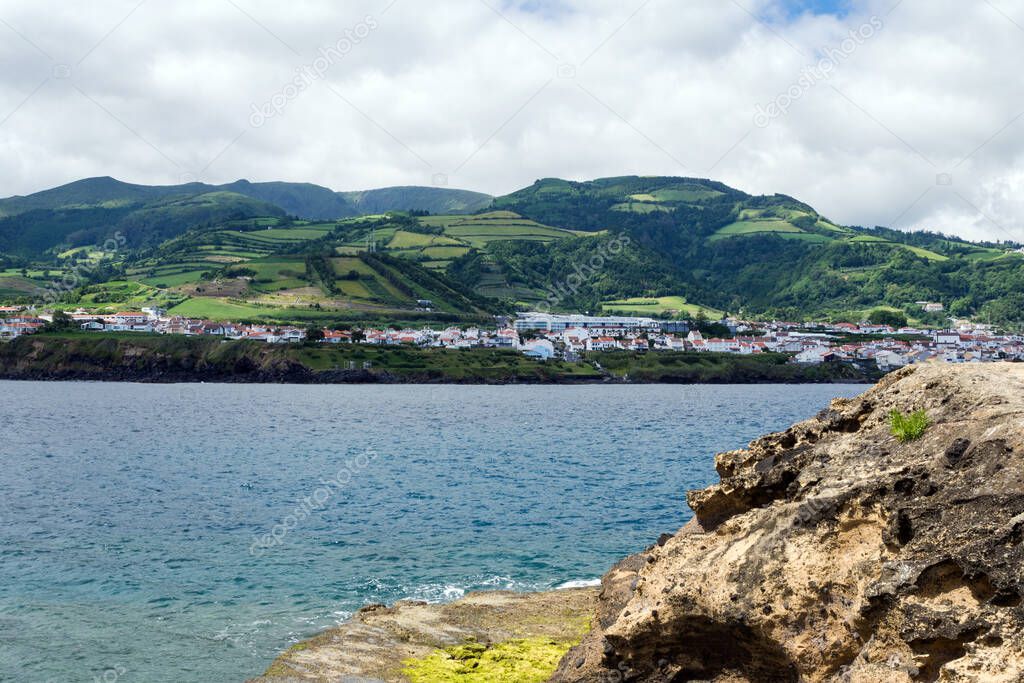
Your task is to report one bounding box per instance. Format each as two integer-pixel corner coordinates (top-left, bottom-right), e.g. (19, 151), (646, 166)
(521, 339), (555, 360)
(514, 313), (659, 334)
(588, 336), (620, 351)
(659, 321), (690, 334)
(322, 330), (352, 344)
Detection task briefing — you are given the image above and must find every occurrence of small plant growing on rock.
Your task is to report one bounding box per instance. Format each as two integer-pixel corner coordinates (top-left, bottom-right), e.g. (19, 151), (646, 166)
(890, 409), (930, 442)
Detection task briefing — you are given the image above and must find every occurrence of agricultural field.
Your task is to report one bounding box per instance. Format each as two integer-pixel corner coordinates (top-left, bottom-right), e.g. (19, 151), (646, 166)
(601, 296), (724, 318)
(167, 297), (321, 322)
(245, 256), (309, 293)
(139, 269), (209, 288)
(848, 235), (948, 261)
(711, 219), (805, 240)
(386, 230), (462, 249)
(75, 280), (185, 310)
(336, 211), (584, 277)
(610, 202), (672, 214)
(0, 273), (49, 299)
(441, 218), (577, 248)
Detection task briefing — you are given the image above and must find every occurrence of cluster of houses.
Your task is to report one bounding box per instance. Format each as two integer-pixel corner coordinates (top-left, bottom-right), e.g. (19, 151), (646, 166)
(1, 307), (1022, 368)
(0, 306), (45, 339)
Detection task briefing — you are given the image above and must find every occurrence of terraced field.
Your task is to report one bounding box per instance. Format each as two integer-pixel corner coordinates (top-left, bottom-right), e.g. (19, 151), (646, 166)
(329, 256), (407, 305)
(125, 221), (340, 290)
(334, 211), (584, 278)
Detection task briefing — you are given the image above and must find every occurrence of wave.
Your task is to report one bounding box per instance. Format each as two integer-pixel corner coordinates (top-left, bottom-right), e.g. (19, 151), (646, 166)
(555, 578), (601, 589)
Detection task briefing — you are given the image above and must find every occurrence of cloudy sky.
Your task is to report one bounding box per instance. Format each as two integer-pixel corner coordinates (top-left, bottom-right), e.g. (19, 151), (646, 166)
(1, 0), (1023, 242)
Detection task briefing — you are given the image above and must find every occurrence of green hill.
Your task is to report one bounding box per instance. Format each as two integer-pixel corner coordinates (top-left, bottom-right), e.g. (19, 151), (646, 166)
(340, 186), (492, 216)
(2, 174), (1023, 326)
(0, 189), (285, 255)
(491, 176), (1024, 323)
(0, 178), (493, 255)
(218, 180), (356, 220)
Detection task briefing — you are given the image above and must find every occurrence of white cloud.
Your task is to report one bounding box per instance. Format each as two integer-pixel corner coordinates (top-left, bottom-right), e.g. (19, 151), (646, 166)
(0, 0), (1022, 242)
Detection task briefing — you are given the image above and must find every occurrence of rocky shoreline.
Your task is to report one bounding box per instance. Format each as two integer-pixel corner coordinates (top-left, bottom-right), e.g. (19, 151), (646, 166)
(247, 589), (598, 682)
(254, 363), (1024, 681)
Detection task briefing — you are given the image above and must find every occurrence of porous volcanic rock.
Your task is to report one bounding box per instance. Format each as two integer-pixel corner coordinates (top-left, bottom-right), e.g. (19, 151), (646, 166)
(553, 364), (1024, 682)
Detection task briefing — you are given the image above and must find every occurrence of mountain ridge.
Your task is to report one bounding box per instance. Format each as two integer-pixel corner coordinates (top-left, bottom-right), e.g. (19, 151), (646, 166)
(1, 174), (1022, 325)
(0, 176), (493, 222)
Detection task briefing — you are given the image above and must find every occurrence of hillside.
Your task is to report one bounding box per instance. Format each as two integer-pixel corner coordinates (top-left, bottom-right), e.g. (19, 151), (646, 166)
(0, 189), (285, 254)
(493, 176), (1024, 323)
(339, 186), (492, 215)
(0, 178), (494, 254)
(1, 174), (1023, 325)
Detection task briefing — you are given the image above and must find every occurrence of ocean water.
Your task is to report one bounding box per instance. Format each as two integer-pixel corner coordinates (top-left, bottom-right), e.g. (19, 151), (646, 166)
(0, 381), (865, 682)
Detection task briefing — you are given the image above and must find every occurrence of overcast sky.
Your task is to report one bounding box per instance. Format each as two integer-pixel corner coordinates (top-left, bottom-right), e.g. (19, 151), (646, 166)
(1, 0), (1023, 242)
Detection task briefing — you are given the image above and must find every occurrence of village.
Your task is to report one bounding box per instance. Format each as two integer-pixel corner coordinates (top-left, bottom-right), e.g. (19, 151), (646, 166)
(1, 306), (1022, 370)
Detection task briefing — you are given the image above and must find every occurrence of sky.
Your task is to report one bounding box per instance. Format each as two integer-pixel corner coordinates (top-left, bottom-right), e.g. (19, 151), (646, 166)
(1, 0), (1023, 243)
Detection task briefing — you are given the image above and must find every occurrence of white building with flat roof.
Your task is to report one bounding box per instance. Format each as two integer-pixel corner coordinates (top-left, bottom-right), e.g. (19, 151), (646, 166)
(514, 312), (660, 334)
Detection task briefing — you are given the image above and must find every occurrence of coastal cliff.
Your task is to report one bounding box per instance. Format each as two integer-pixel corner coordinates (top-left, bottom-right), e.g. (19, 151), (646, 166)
(0, 334), (878, 384)
(555, 363), (1024, 681)
(253, 363), (1023, 682)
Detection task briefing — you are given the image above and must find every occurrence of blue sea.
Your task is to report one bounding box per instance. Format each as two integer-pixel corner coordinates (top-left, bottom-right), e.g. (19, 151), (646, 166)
(0, 381), (864, 682)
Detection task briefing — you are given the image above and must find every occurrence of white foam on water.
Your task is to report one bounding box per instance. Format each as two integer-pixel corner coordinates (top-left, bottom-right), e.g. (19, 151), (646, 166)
(555, 578), (601, 589)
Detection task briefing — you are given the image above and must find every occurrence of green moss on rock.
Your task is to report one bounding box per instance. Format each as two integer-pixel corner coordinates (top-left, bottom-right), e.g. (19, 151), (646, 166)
(403, 637), (575, 682)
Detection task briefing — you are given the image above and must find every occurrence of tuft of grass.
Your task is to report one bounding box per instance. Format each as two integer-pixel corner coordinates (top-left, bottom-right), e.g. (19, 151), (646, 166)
(890, 409), (930, 442)
(403, 638), (574, 683)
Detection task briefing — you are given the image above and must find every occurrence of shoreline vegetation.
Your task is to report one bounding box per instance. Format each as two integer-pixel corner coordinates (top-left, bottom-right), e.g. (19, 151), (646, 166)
(0, 333), (883, 384)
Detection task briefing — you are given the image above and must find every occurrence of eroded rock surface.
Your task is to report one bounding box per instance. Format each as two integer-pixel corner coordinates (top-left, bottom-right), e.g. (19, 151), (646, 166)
(554, 364), (1024, 682)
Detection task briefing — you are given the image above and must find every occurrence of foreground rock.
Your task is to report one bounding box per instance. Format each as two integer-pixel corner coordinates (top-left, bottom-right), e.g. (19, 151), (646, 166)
(554, 363), (1024, 682)
(248, 588), (597, 682)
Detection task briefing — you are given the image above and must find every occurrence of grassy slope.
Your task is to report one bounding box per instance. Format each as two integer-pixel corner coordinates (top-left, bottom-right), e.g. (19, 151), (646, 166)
(600, 296), (724, 318)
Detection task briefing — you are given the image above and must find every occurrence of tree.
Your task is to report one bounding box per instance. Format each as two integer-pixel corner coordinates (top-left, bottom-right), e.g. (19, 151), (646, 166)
(949, 296), (974, 318)
(305, 326), (325, 344)
(45, 310), (76, 332)
(867, 308), (908, 328)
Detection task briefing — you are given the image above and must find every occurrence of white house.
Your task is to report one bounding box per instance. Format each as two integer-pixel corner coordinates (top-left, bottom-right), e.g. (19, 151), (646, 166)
(521, 339), (555, 360)
(794, 346), (832, 364)
(873, 350), (907, 371)
(588, 336), (620, 351)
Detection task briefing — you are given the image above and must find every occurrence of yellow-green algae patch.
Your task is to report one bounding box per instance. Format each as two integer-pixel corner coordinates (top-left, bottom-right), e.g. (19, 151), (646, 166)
(402, 637), (574, 682)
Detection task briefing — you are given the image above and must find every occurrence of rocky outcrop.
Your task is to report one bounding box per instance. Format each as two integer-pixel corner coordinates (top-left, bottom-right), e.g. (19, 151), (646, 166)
(248, 588), (597, 682)
(554, 363), (1024, 682)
